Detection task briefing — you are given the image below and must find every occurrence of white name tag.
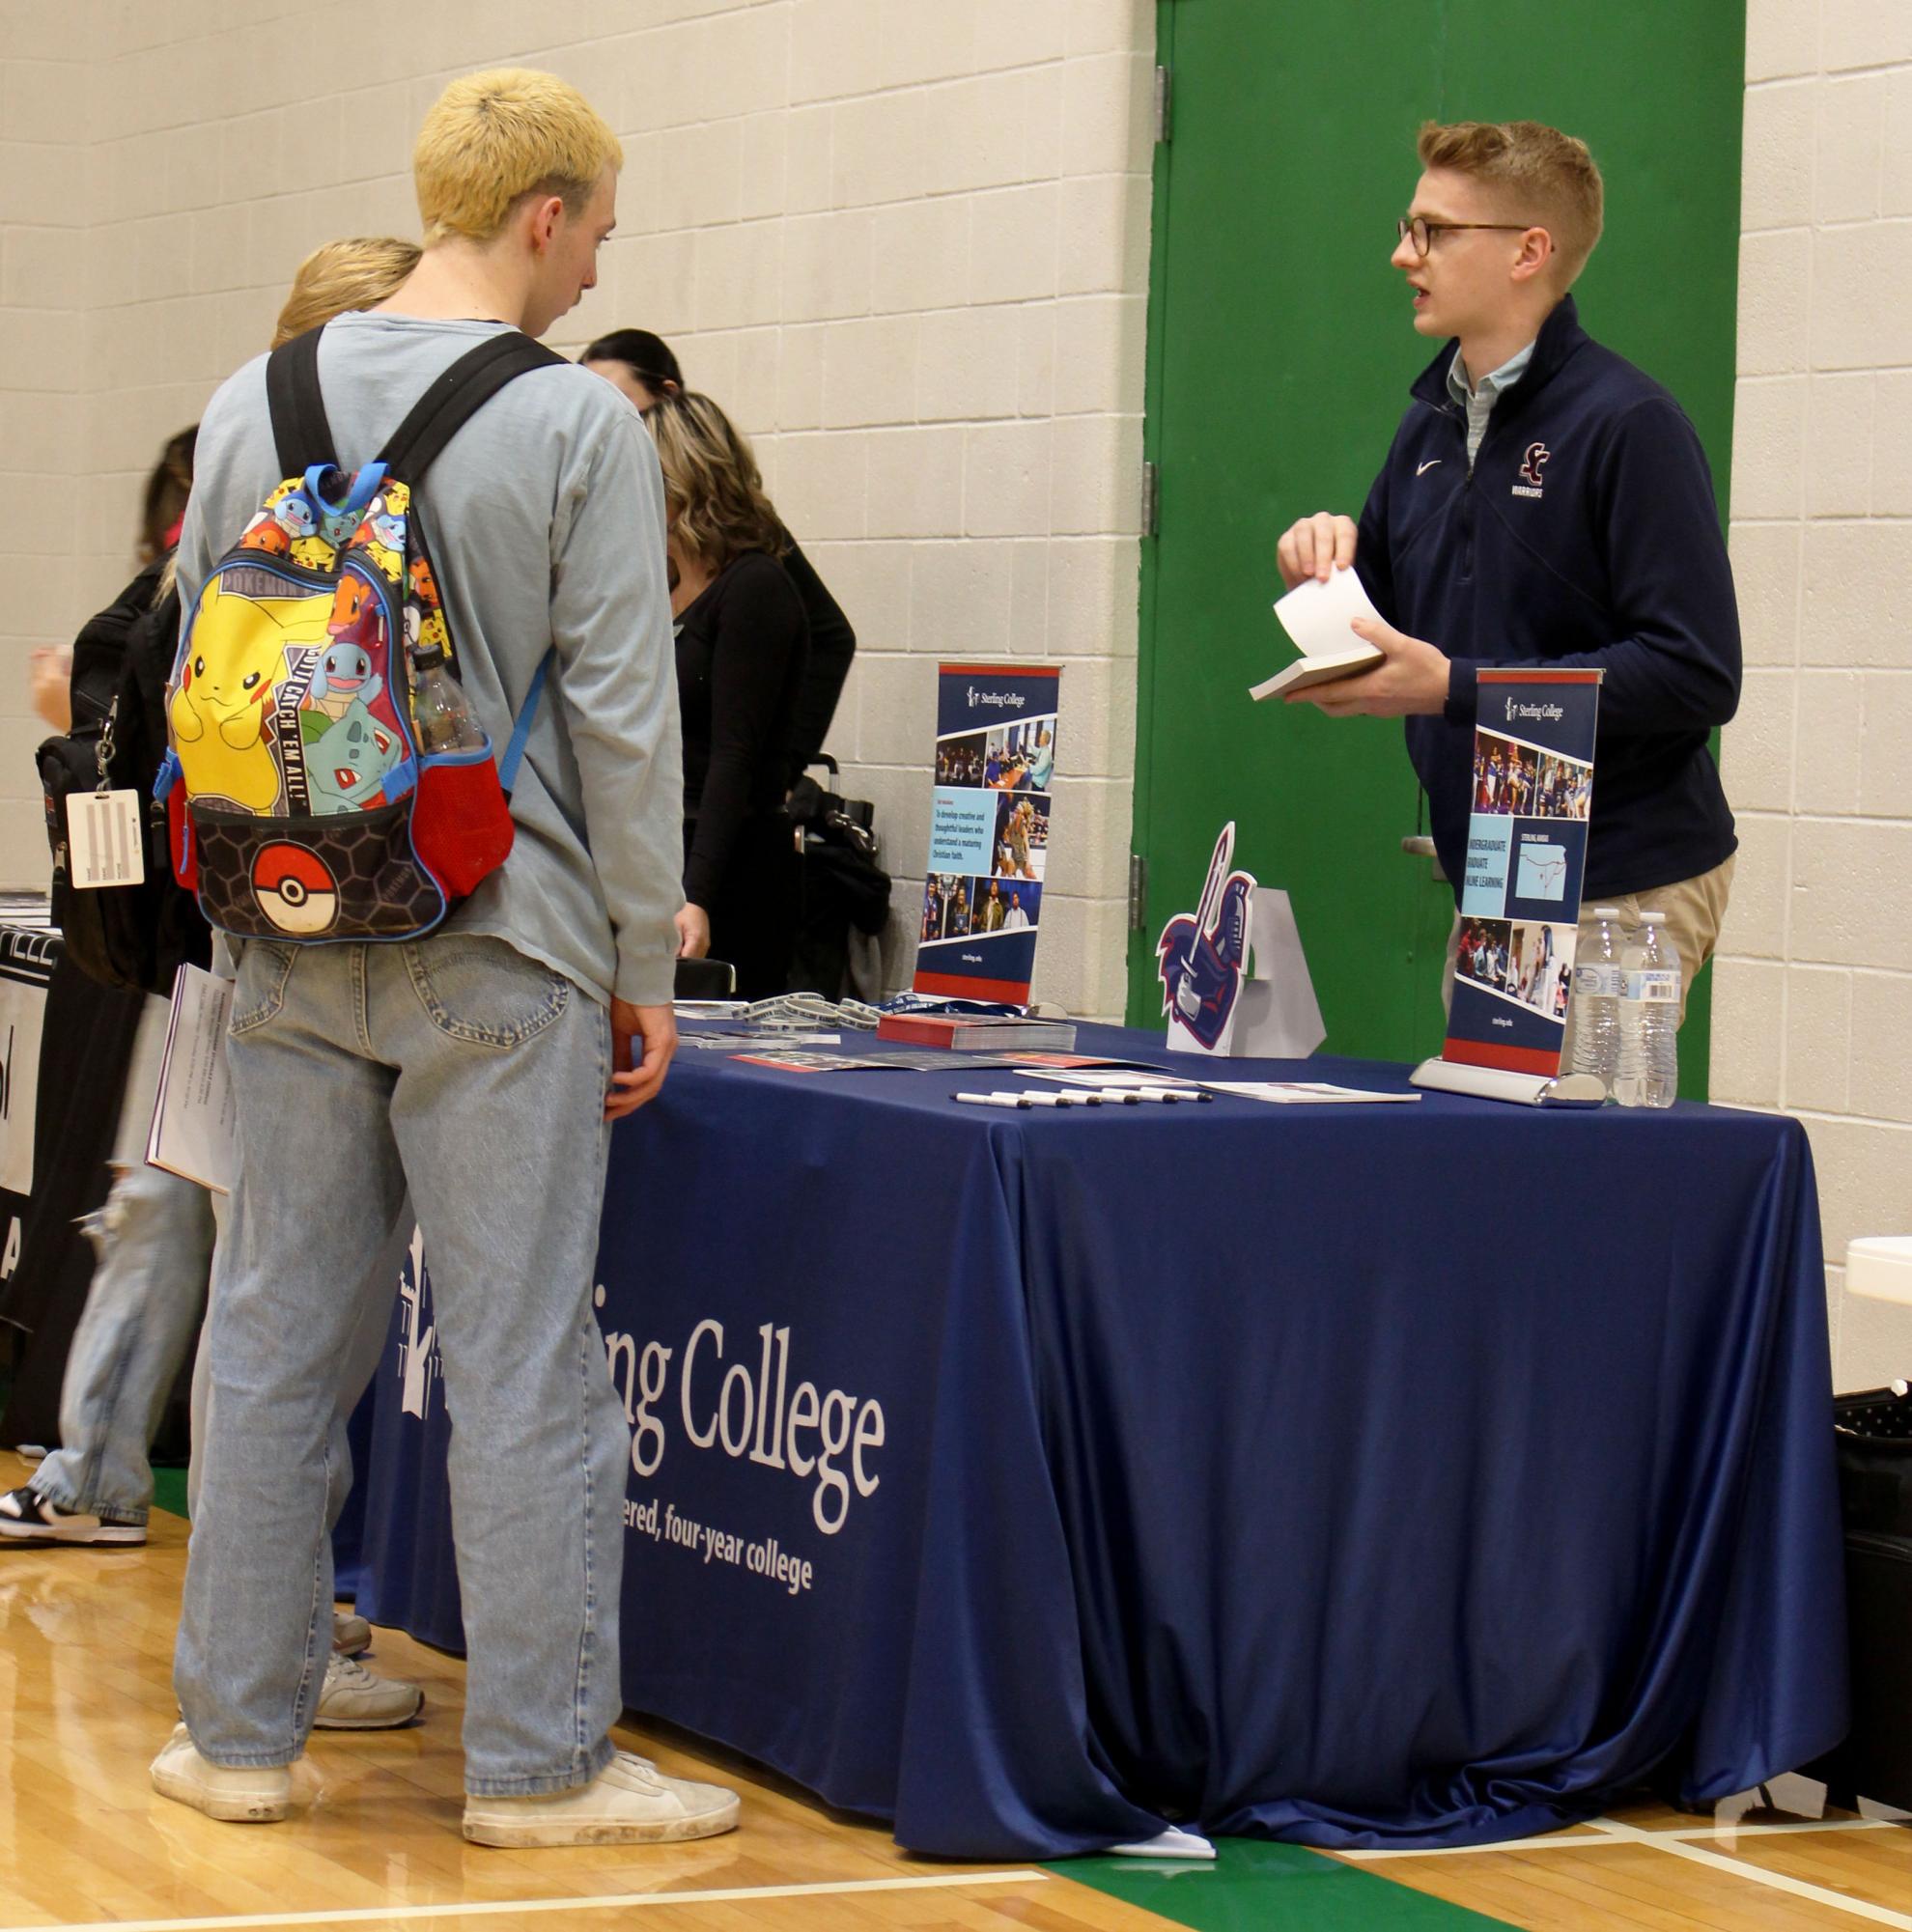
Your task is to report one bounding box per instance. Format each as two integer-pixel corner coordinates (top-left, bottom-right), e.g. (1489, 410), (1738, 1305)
(66, 789), (145, 888)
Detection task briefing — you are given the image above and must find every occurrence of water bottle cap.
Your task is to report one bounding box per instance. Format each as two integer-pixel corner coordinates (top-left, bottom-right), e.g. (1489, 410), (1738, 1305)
(412, 643), (447, 670)
(1639, 910), (1667, 925)
(1588, 906), (1621, 918)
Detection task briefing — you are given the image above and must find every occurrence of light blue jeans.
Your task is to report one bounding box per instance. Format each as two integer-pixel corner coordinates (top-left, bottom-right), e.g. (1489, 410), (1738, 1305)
(187, 1191), (407, 1526)
(34, 1157), (215, 1525)
(175, 935), (629, 1795)
(32, 999), (403, 1531)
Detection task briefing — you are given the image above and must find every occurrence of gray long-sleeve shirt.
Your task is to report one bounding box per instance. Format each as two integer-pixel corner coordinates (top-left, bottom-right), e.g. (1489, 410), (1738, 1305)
(177, 312), (683, 1007)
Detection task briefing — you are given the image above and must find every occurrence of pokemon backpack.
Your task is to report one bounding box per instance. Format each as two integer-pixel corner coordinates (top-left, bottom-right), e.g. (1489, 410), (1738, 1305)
(159, 323), (564, 942)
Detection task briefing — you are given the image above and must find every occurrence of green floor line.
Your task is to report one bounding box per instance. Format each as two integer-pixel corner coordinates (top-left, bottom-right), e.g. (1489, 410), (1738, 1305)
(151, 1464), (189, 1520)
(142, 1458), (1514, 1930)
(1054, 1839), (1517, 1932)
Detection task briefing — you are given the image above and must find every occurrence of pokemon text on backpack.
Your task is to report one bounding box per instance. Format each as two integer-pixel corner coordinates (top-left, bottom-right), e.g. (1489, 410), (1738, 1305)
(159, 324), (564, 942)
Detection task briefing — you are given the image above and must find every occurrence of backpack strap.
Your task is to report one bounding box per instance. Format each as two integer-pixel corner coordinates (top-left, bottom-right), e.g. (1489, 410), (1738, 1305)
(498, 649), (554, 794)
(377, 332), (568, 484)
(266, 325), (340, 478)
(377, 335), (568, 788)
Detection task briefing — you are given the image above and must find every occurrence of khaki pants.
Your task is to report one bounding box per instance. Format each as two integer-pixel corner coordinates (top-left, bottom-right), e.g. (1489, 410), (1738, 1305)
(1444, 853), (1736, 1034)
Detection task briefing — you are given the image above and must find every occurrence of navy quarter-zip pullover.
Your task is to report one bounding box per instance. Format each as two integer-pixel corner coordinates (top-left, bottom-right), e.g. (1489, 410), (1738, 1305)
(1356, 295), (1740, 902)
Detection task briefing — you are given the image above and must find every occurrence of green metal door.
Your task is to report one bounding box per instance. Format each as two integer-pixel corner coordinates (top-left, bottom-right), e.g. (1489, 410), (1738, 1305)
(1127, 0), (1744, 1092)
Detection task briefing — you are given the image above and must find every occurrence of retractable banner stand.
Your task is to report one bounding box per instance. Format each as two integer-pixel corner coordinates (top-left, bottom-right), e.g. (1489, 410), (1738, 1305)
(914, 664), (1059, 1003)
(1414, 668), (1605, 1106)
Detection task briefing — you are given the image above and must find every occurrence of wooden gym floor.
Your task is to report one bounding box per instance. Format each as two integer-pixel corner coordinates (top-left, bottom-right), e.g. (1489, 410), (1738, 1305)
(0, 1452), (1904, 1932)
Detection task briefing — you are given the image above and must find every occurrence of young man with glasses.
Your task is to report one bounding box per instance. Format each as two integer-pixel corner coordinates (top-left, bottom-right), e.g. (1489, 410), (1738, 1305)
(1275, 120), (1740, 1021)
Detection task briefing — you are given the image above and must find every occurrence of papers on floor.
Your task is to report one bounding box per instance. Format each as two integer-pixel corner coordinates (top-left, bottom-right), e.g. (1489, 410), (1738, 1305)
(146, 963), (236, 1192)
(1251, 568), (1386, 701)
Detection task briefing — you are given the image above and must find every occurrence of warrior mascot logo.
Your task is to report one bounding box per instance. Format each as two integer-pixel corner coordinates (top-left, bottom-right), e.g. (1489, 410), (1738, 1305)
(1156, 822), (1254, 1053)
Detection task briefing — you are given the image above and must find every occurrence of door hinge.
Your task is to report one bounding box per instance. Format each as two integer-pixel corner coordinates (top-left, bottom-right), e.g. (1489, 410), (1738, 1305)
(1140, 459), (1160, 538)
(1153, 64), (1173, 144)
(1128, 853), (1148, 934)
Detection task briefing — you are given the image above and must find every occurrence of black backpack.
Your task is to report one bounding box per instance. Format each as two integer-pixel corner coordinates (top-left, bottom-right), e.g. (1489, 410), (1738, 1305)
(38, 558), (211, 994)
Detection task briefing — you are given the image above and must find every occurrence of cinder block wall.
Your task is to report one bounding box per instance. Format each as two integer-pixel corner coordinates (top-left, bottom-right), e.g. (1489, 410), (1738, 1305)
(0, 0), (1154, 1020)
(0, 14), (91, 870)
(1715, 0), (1912, 1386)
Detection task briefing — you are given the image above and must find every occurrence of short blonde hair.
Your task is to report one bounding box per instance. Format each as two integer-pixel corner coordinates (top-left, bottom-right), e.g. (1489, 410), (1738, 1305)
(1418, 120), (1605, 287)
(271, 237), (421, 347)
(414, 69), (623, 247)
(647, 392), (788, 574)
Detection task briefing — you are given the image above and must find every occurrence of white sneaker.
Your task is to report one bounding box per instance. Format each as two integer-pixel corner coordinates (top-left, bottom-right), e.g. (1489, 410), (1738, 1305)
(331, 1610), (371, 1656)
(0, 1485), (145, 1546)
(150, 1723), (290, 1822)
(314, 1652), (423, 1729)
(462, 1750), (741, 1847)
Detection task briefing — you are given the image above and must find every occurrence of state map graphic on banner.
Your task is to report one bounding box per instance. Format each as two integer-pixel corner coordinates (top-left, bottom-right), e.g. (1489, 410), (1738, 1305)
(1446, 669), (1601, 1077)
(914, 663), (1059, 1003)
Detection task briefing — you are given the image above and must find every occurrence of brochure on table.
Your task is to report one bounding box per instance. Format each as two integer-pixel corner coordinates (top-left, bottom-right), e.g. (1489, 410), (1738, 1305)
(1417, 668), (1603, 1102)
(915, 664), (1059, 1003)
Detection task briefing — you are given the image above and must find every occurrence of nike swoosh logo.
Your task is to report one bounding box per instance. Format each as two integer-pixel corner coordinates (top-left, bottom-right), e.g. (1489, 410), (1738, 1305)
(1417, 460), (1443, 476)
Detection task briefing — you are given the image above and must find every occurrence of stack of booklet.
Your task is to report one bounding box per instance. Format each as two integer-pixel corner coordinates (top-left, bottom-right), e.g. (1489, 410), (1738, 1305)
(874, 1012), (1079, 1051)
(1250, 567), (1385, 700)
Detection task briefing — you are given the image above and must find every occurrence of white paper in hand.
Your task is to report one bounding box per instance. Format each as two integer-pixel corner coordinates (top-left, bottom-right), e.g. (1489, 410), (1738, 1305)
(1274, 566), (1383, 655)
(1249, 568), (1386, 702)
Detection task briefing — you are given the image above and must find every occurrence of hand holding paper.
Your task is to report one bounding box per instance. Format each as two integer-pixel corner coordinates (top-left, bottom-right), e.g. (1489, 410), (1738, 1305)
(1293, 610), (1452, 717)
(1249, 568), (1386, 702)
(1274, 566), (1385, 657)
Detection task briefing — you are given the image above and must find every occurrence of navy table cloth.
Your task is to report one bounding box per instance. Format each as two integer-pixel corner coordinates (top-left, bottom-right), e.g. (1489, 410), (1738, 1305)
(352, 1026), (1848, 1856)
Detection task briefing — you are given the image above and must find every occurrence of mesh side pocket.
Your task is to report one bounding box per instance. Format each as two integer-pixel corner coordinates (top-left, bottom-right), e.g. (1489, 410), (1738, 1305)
(411, 739), (515, 899)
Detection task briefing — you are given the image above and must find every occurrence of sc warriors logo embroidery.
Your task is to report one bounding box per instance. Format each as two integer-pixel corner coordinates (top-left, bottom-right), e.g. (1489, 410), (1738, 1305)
(1156, 822), (1255, 1054)
(1513, 442), (1551, 498)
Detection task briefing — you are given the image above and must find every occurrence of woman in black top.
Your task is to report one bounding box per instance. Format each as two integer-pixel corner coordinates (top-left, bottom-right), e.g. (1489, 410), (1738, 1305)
(580, 329), (857, 781)
(647, 392), (810, 997)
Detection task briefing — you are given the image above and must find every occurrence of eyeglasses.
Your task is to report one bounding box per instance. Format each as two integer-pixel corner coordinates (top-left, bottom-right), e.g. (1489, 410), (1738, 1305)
(1396, 216), (1534, 257)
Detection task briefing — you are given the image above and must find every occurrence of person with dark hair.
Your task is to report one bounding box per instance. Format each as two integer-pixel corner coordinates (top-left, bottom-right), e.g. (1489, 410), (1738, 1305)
(579, 327), (682, 402)
(580, 329), (855, 783)
(28, 430), (199, 736)
(138, 428), (197, 566)
(647, 390), (809, 998)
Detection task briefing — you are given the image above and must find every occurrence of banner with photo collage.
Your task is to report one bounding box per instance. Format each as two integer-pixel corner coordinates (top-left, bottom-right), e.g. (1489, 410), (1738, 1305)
(1447, 668), (1602, 1076)
(914, 664), (1059, 1003)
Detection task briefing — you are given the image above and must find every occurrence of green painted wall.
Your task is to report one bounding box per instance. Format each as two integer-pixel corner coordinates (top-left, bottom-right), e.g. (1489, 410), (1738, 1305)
(1129, 0), (1745, 1095)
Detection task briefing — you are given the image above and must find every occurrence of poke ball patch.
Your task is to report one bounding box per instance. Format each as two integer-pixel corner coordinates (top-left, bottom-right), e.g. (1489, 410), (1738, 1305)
(252, 842), (338, 935)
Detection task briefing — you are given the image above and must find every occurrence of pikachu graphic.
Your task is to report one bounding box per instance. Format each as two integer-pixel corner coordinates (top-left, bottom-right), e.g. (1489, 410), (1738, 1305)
(169, 572), (332, 811)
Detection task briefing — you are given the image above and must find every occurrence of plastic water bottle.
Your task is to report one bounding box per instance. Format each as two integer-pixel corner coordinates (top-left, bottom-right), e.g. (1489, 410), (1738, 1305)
(410, 644), (485, 754)
(1569, 906), (1624, 1096)
(1615, 911), (1679, 1108)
